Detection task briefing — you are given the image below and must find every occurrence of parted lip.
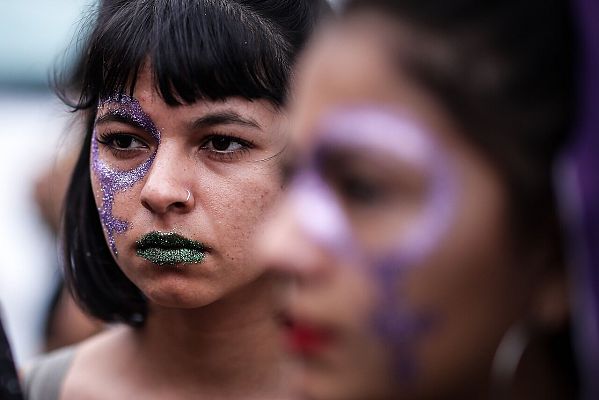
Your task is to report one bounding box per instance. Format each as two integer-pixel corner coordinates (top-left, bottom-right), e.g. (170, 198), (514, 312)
(280, 314), (337, 357)
(136, 231), (206, 251)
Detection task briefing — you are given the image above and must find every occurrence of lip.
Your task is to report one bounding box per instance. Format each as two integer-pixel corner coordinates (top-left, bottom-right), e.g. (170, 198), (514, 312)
(281, 315), (336, 357)
(136, 231), (207, 266)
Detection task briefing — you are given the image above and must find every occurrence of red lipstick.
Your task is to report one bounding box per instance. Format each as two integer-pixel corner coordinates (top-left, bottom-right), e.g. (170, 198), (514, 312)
(283, 317), (335, 356)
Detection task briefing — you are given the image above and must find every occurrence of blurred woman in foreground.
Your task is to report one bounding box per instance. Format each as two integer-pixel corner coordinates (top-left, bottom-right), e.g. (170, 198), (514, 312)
(261, 0), (585, 398)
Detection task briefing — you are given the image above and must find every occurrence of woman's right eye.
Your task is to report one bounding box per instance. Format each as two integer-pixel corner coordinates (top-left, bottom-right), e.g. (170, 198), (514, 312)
(97, 132), (149, 156)
(318, 151), (390, 208)
(336, 174), (388, 207)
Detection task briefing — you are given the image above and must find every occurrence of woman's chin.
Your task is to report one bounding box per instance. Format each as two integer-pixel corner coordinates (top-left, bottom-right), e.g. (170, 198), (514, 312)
(145, 291), (220, 310)
(139, 277), (223, 310)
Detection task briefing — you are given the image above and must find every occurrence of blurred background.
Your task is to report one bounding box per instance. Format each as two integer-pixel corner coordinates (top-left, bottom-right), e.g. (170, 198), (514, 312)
(0, 0), (94, 365)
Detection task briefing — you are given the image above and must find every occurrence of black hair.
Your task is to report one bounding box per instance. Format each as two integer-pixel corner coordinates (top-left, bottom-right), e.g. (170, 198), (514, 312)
(60, 0), (330, 325)
(344, 0), (578, 255)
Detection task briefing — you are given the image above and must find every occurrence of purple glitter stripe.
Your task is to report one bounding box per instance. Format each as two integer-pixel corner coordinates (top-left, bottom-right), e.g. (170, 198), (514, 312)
(307, 107), (459, 267)
(349, 109), (457, 381)
(290, 107), (458, 381)
(289, 171), (357, 261)
(91, 94), (161, 255)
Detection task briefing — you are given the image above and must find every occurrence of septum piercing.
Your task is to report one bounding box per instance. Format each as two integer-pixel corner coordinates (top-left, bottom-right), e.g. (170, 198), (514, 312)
(185, 189), (191, 203)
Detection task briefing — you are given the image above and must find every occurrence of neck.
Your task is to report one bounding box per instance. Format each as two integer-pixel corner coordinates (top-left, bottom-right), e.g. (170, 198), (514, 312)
(135, 273), (289, 397)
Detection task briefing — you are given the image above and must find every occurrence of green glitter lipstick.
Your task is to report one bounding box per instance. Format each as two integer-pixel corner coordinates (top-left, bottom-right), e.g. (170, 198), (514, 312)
(136, 232), (206, 266)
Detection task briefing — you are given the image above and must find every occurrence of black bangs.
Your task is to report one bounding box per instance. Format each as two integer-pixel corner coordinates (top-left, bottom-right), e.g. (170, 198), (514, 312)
(67, 0), (321, 110)
(153, 0), (292, 105)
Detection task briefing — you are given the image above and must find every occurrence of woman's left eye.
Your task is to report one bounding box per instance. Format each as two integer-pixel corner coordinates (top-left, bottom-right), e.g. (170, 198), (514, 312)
(203, 135), (246, 153)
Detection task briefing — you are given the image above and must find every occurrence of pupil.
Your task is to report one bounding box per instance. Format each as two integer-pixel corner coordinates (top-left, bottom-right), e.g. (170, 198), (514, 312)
(213, 137), (231, 151)
(115, 136), (132, 148)
(339, 176), (382, 205)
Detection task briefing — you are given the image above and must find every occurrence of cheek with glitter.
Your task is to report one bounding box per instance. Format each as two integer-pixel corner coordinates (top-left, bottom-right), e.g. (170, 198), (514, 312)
(91, 94), (161, 255)
(291, 106), (458, 382)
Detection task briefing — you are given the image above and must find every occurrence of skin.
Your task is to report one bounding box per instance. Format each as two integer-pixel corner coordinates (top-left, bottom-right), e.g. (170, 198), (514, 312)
(60, 67), (291, 400)
(259, 14), (569, 400)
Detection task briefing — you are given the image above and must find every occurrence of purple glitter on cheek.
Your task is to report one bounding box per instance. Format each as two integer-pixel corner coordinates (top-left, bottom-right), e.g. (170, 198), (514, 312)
(289, 106), (458, 382)
(91, 94), (161, 255)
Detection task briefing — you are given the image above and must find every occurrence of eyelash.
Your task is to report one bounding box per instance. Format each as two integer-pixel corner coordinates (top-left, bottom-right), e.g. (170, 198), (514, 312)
(199, 133), (255, 162)
(96, 131), (254, 162)
(96, 131), (150, 159)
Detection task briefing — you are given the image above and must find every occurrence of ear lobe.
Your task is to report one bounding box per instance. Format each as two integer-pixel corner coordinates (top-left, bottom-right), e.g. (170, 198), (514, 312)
(529, 269), (570, 330)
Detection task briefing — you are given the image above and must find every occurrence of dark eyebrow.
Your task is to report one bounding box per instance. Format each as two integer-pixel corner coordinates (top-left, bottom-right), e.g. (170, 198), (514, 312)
(95, 111), (145, 130)
(190, 111), (262, 131)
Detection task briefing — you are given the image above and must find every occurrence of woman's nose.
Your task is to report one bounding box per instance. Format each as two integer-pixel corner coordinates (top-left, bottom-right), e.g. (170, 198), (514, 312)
(258, 199), (332, 283)
(139, 149), (194, 215)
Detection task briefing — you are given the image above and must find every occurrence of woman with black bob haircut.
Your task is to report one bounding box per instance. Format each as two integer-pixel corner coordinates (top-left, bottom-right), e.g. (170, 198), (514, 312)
(24, 1), (329, 399)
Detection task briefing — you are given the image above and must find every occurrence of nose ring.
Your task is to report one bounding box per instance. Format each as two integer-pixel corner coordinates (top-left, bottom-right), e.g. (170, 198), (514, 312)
(185, 189), (191, 203)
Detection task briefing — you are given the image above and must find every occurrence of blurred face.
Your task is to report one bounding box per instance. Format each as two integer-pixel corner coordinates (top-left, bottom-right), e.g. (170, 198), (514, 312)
(260, 15), (539, 400)
(90, 67), (286, 308)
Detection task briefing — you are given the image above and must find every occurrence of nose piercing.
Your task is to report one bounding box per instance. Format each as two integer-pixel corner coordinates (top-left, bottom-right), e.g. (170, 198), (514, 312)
(185, 189), (191, 203)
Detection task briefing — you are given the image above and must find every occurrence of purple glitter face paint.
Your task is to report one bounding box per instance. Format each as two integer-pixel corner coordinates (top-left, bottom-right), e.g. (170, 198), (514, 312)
(91, 94), (161, 256)
(291, 106), (457, 267)
(288, 106), (458, 380)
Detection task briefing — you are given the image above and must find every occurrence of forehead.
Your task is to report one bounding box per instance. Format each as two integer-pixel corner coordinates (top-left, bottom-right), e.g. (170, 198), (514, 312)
(288, 14), (457, 153)
(289, 18), (397, 143)
(98, 66), (279, 127)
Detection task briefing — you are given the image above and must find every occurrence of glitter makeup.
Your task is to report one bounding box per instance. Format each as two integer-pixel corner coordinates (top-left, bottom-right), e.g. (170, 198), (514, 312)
(136, 231), (206, 265)
(288, 106), (458, 381)
(91, 94), (161, 255)
(291, 106), (457, 266)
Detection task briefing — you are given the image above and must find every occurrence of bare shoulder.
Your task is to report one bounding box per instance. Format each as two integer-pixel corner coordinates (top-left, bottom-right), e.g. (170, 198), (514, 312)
(60, 325), (138, 400)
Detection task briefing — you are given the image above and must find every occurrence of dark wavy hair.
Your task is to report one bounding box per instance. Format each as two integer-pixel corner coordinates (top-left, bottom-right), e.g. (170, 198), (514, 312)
(59, 0), (330, 326)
